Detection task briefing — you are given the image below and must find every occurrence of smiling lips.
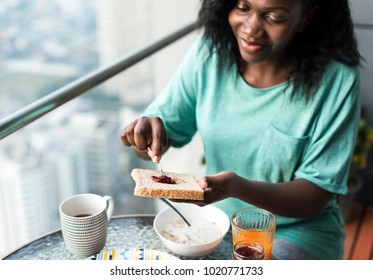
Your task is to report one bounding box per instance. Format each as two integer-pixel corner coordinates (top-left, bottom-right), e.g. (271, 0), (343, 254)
(240, 37), (266, 53)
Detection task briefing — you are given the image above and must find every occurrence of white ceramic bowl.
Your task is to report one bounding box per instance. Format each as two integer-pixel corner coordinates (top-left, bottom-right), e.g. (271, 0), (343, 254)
(154, 203), (230, 258)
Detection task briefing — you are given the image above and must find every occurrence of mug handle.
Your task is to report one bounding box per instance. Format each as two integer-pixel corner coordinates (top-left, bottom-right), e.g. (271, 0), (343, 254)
(103, 196), (115, 221)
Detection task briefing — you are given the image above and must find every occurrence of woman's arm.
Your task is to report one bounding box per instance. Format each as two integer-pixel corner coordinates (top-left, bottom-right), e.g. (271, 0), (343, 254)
(197, 171), (332, 218)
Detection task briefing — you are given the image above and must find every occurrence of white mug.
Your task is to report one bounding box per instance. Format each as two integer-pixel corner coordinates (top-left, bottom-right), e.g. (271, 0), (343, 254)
(59, 193), (114, 257)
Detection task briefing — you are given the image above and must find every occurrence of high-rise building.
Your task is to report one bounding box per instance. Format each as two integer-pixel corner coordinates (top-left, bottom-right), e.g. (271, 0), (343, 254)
(0, 140), (59, 255)
(66, 112), (124, 195)
(0, 106), (125, 256)
(94, 0), (155, 105)
(0, 0), (200, 258)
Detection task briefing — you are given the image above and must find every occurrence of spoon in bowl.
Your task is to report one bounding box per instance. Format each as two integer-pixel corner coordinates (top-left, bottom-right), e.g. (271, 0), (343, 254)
(160, 198), (191, 226)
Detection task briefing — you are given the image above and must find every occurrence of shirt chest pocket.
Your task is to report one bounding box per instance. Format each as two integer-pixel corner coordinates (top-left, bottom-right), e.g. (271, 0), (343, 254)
(252, 124), (310, 182)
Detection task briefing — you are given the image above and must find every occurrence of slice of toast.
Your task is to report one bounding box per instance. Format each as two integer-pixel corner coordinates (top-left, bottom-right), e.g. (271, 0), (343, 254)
(131, 168), (204, 200)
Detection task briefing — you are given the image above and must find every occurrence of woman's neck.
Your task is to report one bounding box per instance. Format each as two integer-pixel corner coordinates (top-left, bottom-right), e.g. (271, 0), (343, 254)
(240, 59), (292, 89)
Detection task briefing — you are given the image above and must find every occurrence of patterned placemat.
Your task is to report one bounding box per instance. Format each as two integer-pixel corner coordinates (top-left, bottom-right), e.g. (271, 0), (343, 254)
(87, 248), (179, 260)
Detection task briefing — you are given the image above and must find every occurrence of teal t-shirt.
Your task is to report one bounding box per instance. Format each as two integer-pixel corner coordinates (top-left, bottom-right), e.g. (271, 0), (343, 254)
(144, 37), (361, 259)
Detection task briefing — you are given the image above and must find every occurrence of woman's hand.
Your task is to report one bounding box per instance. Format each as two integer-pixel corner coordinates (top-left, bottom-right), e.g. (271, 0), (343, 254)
(173, 172), (332, 218)
(173, 171), (240, 206)
(120, 117), (168, 162)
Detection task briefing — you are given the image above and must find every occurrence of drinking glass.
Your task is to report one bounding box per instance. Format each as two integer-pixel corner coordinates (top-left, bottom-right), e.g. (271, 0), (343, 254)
(231, 207), (276, 260)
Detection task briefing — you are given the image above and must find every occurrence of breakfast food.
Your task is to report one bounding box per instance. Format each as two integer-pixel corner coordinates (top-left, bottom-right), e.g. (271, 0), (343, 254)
(131, 168), (204, 200)
(161, 216), (222, 245)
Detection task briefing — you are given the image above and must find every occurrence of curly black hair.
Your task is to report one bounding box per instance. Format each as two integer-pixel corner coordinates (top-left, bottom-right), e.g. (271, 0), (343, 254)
(197, 0), (362, 100)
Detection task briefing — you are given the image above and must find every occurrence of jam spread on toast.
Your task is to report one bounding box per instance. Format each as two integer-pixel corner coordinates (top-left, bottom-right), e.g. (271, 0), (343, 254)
(152, 175), (176, 184)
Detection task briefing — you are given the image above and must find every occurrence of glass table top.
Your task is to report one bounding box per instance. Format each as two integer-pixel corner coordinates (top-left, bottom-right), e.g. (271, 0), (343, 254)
(3, 215), (233, 260)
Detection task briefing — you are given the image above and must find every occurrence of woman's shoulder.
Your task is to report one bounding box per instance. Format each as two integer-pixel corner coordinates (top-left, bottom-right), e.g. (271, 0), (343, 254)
(323, 59), (360, 82)
(191, 36), (212, 52)
(180, 36), (221, 77)
(317, 59), (360, 108)
(186, 36), (219, 64)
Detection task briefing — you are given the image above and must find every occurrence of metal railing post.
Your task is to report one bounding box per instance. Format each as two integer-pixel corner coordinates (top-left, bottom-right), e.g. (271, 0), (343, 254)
(0, 22), (197, 139)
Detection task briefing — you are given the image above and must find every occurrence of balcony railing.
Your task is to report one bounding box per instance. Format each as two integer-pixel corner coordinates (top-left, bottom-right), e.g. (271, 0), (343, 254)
(0, 22), (197, 140)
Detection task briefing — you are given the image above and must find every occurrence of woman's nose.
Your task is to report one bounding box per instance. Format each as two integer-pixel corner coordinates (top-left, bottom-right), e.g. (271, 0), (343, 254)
(242, 14), (263, 37)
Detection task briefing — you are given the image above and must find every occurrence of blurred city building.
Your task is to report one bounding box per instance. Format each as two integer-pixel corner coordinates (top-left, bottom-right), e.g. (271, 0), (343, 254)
(0, 0), (200, 258)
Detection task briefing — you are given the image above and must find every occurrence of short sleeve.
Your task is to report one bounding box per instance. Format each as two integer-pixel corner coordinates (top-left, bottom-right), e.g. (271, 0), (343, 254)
(294, 64), (361, 195)
(143, 38), (206, 147)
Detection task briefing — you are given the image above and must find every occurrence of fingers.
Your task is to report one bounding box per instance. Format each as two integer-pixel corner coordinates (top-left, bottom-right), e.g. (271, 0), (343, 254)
(169, 179), (214, 206)
(120, 117), (166, 161)
(200, 178), (216, 205)
(198, 177), (209, 189)
(120, 120), (138, 147)
(197, 172), (235, 204)
(133, 117), (152, 151)
(149, 118), (165, 162)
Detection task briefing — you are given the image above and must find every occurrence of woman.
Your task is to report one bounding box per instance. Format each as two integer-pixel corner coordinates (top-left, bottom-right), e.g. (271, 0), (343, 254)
(120, 0), (362, 259)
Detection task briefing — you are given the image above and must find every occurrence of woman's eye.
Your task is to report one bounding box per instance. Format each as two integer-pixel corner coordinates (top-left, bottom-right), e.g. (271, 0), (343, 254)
(237, 7), (249, 12)
(265, 14), (287, 23)
(236, 2), (250, 12)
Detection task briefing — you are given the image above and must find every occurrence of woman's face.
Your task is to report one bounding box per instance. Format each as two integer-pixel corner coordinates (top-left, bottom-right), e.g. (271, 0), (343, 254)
(228, 0), (308, 65)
